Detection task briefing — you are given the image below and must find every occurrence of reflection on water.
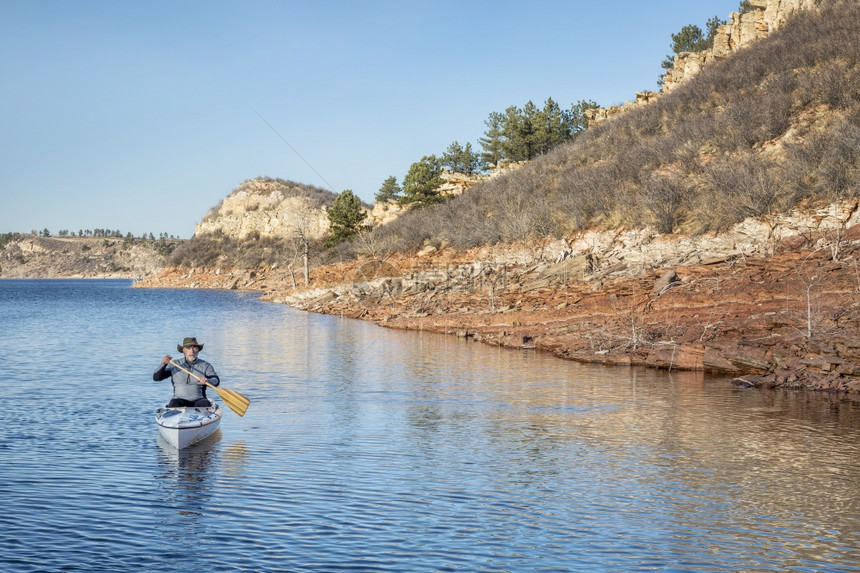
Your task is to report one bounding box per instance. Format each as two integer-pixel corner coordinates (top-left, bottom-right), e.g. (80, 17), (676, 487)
(156, 432), (221, 482)
(221, 440), (251, 478)
(152, 431), (225, 558)
(155, 431), (221, 513)
(226, 318), (860, 570)
(1, 280), (859, 572)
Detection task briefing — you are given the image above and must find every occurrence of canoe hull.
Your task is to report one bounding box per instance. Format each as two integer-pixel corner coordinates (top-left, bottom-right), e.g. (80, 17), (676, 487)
(155, 404), (222, 449)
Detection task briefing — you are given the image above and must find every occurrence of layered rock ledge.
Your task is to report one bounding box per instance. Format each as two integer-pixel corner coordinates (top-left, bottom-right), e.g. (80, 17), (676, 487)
(137, 202), (860, 396)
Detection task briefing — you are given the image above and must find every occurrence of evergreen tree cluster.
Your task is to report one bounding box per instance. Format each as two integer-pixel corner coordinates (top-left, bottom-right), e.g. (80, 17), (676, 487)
(0, 232), (21, 250)
(373, 97), (600, 209)
(324, 190), (367, 248)
(478, 98), (598, 165)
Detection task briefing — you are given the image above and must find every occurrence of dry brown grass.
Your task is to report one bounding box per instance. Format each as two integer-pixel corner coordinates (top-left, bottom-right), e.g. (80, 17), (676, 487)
(367, 0), (860, 252)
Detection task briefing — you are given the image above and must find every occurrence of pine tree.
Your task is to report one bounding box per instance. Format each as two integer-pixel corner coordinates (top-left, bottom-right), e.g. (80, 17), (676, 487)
(442, 141), (483, 175)
(660, 16), (726, 79)
(479, 111), (505, 166)
(480, 99), (600, 165)
(325, 189), (367, 247)
(533, 98), (570, 156)
(570, 99), (600, 136)
(375, 176), (402, 203)
(400, 155), (445, 208)
(501, 103), (536, 161)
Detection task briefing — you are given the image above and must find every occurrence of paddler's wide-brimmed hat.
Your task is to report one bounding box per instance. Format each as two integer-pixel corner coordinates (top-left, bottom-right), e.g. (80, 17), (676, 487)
(177, 337), (204, 352)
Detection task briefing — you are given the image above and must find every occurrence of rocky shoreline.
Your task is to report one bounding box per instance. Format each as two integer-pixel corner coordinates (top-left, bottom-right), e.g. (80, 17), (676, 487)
(135, 204), (860, 397)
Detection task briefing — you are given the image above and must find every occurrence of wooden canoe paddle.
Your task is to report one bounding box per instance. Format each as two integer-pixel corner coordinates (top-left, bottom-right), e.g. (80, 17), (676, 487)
(168, 360), (250, 417)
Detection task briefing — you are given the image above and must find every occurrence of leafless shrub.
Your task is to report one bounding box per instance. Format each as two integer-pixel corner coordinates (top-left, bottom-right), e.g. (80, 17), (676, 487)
(785, 112), (860, 202)
(643, 174), (689, 233)
(610, 293), (652, 350)
(556, 162), (622, 230)
(817, 60), (857, 108)
(812, 117), (860, 200)
(492, 178), (554, 244)
(690, 155), (784, 233)
(350, 227), (399, 262)
(788, 253), (844, 340)
(169, 230), (325, 271)
(369, 206), (436, 253)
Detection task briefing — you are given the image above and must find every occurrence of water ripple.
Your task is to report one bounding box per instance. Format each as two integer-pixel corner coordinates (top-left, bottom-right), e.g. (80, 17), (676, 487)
(1, 281), (859, 571)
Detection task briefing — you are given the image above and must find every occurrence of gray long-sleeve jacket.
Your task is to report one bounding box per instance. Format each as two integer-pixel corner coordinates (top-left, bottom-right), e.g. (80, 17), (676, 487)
(153, 358), (220, 402)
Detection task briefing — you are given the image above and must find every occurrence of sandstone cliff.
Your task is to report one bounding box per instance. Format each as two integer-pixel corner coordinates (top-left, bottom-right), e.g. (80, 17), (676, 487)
(137, 200), (860, 395)
(194, 166), (526, 241)
(586, 0), (821, 125)
(194, 177), (335, 240)
(662, 0), (820, 91)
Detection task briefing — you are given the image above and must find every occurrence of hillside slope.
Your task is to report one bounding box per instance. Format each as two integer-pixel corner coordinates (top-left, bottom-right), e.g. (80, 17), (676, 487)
(140, 199), (860, 394)
(368, 0), (859, 251)
(137, 0), (860, 394)
(0, 235), (178, 279)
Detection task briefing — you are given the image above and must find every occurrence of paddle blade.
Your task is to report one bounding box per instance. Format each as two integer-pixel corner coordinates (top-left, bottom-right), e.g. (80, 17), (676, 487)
(214, 385), (250, 417)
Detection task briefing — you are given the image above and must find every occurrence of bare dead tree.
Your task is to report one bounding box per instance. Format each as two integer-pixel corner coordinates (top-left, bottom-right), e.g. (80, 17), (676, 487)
(287, 201), (322, 286)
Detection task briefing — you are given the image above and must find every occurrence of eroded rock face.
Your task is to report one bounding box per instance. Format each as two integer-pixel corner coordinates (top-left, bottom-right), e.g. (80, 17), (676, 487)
(0, 235), (177, 278)
(194, 178), (332, 240)
(436, 162), (526, 198)
(138, 199), (860, 395)
(369, 201), (408, 226)
(762, 0), (820, 32)
(197, 167), (527, 239)
(664, 0), (820, 91)
(586, 0), (822, 124)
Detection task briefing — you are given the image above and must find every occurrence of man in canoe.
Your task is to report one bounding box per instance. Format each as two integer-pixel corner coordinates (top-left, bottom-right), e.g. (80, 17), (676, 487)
(153, 337), (221, 407)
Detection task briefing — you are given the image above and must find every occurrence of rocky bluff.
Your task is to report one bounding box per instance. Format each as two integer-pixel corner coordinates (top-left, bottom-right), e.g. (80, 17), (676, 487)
(141, 200), (860, 396)
(193, 169), (522, 241)
(136, 0), (860, 395)
(0, 235), (177, 279)
(194, 178), (333, 240)
(663, 0), (819, 91)
(586, 0), (821, 124)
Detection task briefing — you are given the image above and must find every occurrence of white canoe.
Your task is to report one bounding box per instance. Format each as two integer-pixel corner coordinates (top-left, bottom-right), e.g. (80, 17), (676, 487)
(155, 403), (222, 449)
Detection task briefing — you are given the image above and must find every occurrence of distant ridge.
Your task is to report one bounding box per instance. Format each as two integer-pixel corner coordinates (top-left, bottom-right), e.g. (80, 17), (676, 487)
(0, 234), (179, 279)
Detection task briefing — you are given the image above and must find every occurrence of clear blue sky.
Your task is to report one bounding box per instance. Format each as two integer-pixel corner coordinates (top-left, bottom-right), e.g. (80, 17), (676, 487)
(1, 0), (740, 238)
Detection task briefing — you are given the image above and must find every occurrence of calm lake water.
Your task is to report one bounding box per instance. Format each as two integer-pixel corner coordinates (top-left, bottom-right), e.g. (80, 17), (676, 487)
(1, 279), (859, 572)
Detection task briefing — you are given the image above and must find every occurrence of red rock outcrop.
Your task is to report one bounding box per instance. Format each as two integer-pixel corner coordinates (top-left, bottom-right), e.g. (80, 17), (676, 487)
(137, 217), (860, 395)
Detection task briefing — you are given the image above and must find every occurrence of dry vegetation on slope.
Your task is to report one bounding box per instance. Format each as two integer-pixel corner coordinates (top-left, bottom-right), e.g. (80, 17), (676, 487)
(138, 0), (860, 394)
(362, 0), (860, 252)
(167, 1), (860, 272)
